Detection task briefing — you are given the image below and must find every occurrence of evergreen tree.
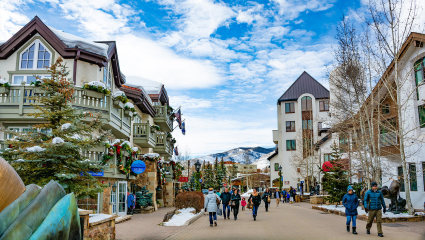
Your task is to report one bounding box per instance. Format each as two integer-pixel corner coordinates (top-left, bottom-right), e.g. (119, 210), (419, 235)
(321, 143), (349, 205)
(203, 163), (215, 188)
(214, 157), (221, 190)
(230, 160), (238, 178)
(2, 58), (110, 198)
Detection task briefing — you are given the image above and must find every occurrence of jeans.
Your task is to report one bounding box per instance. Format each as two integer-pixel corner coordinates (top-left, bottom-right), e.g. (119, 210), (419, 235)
(264, 201), (269, 211)
(252, 205), (259, 216)
(223, 204), (230, 218)
(233, 204), (239, 219)
(346, 215), (357, 227)
(209, 212), (217, 225)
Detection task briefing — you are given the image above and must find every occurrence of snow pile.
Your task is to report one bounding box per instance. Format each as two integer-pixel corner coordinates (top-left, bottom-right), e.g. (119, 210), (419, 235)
(112, 91), (125, 98)
(87, 81), (106, 89)
(124, 102), (134, 109)
(120, 140), (131, 147)
(15, 159), (26, 162)
(241, 189), (254, 198)
(111, 139), (121, 145)
(0, 78), (8, 84)
(52, 137), (65, 144)
(132, 147), (138, 152)
(143, 153), (160, 158)
(318, 205), (418, 218)
(26, 146), (45, 152)
(61, 123), (72, 131)
(70, 134), (81, 140)
(89, 213), (114, 224)
(125, 80), (162, 95)
(163, 208), (200, 227)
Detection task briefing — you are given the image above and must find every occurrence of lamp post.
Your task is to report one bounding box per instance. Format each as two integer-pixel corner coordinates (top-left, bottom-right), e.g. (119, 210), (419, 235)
(278, 165), (283, 191)
(194, 160), (201, 191)
(194, 160), (201, 173)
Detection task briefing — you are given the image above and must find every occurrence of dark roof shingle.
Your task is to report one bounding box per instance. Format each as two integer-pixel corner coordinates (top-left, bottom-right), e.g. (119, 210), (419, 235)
(278, 71), (329, 102)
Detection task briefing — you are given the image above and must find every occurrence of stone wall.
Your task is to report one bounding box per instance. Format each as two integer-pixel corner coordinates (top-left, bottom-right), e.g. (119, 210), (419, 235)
(136, 160), (158, 210)
(85, 218), (116, 240)
(163, 182), (175, 207)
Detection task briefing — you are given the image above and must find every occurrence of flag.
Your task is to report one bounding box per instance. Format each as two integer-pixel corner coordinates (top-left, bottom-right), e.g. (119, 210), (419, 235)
(174, 109), (182, 129)
(174, 146), (179, 156)
(181, 120), (186, 135)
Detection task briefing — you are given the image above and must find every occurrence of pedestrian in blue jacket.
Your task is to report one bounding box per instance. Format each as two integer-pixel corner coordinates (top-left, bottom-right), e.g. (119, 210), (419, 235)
(364, 182), (386, 237)
(342, 185), (359, 234)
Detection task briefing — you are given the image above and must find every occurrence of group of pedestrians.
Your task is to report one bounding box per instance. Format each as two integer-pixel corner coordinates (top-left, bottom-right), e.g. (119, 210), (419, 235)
(343, 182), (387, 237)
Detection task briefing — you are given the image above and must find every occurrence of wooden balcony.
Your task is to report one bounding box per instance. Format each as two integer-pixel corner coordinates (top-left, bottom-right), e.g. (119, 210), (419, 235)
(0, 86), (131, 138)
(153, 105), (173, 132)
(154, 132), (173, 157)
(133, 123), (156, 148)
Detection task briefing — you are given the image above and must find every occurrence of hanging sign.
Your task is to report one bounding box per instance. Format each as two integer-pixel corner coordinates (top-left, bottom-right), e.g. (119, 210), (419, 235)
(178, 177), (189, 182)
(131, 160), (146, 174)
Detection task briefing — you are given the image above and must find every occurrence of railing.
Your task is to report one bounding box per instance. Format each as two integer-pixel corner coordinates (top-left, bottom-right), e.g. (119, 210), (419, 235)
(155, 132), (172, 156)
(133, 123), (156, 147)
(154, 105), (173, 131)
(380, 132), (398, 147)
(0, 86), (131, 137)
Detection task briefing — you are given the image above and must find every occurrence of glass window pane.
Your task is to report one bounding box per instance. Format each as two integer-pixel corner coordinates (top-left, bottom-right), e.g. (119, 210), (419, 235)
(27, 60), (33, 68)
(38, 51), (44, 59)
(13, 76), (24, 84)
(22, 52), (28, 59)
(415, 70), (423, 85)
(45, 52), (50, 59)
(27, 76), (37, 84)
(28, 49), (34, 59)
(409, 164), (417, 191)
(418, 105), (425, 128)
(21, 60), (26, 69)
(39, 44), (45, 51)
(398, 166), (405, 192)
(37, 60), (43, 68)
(44, 60), (49, 67)
(29, 44), (35, 51)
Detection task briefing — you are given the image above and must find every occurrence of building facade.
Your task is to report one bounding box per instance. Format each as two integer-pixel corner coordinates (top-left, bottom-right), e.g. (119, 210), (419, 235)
(0, 17), (177, 215)
(270, 72), (330, 190)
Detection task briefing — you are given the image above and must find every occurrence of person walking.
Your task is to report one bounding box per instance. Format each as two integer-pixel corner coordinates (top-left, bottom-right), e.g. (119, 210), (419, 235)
(275, 189), (281, 206)
(261, 188), (271, 212)
(286, 192), (290, 203)
(127, 193), (135, 215)
(281, 189), (287, 203)
(342, 185), (359, 235)
(248, 188), (262, 221)
(221, 188), (232, 220)
(241, 197), (247, 211)
(290, 187), (297, 203)
(204, 187), (221, 227)
(230, 189), (241, 220)
(364, 182), (386, 237)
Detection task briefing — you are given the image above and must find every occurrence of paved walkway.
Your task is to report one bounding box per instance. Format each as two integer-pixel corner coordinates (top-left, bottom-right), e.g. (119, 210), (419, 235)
(116, 202), (425, 240)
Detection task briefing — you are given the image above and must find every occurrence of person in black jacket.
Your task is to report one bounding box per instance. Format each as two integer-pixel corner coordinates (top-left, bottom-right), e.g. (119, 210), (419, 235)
(248, 188), (262, 221)
(230, 189), (241, 220)
(220, 188), (232, 220)
(262, 188), (272, 212)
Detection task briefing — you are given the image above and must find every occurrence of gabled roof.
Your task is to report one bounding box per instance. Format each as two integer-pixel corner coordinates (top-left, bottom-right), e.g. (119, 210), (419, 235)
(0, 16), (125, 87)
(267, 148), (278, 161)
(125, 79), (169, 105)
(121, 84), (156, 117)
(278, 71), (329, 102)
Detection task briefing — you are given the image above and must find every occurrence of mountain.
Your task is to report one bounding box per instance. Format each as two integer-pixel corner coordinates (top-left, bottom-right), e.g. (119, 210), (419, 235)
(188, 146), (275, 169)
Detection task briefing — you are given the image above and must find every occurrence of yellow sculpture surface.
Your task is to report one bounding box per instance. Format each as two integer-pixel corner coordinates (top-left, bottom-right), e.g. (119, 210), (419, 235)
(0, 158), (25, 212)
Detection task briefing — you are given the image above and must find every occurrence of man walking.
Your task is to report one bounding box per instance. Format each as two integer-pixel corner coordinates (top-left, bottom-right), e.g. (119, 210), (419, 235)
(221, 188), (232, 220)
(275, 189), (281, 206)
(364, 182), (386, 237)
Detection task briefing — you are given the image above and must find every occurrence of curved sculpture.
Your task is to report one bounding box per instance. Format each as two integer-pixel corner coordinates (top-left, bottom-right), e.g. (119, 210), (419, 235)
(381, 180), (406, 213)
(0, 158), (81, 239)
(0, 158), (25, 212)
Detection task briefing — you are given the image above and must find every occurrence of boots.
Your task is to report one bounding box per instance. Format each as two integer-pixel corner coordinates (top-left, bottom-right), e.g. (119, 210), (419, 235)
(253, 215), (256, 221)
(346, 225), (350, 232)
(214, 220), (217, 226)
(352, 227), (357, 235)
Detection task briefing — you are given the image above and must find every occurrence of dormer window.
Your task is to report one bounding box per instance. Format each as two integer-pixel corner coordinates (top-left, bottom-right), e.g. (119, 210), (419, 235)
(20, 40), (51, 70)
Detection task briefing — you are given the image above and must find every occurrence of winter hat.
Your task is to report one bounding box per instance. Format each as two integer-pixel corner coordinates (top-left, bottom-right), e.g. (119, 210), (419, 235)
(347, 185), (353, 192)
(371, 182), (378, 187)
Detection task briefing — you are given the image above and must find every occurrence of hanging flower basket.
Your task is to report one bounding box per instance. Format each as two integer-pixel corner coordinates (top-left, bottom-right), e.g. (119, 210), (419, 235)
(124, 109), (134, 117)
(113, 99), (125, 108)
(83, 90), (104, 99)
(82, 81), (110, 99)
(33, 88), (45, 94)
(0, 87), (9, 94)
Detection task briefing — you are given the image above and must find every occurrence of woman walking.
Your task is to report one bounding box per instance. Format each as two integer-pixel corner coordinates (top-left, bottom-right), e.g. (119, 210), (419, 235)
(342, 185), (359, 234)
(275, 189), (281, 206)
(230, 189), (241, 220)
(262, 188), (272, 212)
(204, 187), (221, 227)
(248, 188), (262, 221)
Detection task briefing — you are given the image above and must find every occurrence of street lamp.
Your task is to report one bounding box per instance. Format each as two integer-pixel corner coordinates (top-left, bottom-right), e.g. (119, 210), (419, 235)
(278, 165), (283, 191)
(194, 160), (201, 173)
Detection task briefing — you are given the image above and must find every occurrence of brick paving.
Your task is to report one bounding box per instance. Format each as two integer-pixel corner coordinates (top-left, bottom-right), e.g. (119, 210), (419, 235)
(116, 202), (425, 240)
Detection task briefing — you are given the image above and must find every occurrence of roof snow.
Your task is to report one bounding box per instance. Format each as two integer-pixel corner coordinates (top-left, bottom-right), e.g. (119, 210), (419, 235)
(49, 27), (109, 57)
(125, 78), (163, 95)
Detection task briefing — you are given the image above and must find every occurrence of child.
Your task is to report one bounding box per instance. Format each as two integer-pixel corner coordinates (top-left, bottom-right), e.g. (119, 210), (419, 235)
(286, 192), (290, 203)
(241, 197), (247, 211)
(343, 185), (359, 234)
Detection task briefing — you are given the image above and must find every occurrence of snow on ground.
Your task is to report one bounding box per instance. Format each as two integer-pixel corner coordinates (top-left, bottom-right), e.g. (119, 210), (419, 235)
(61, 123), (72, 131)
(163, 208), (201, 227)
(89, 213), (114, 224)
(52, 137), (65, 144)
(318, 205), (419, 218)
(241, 189), (254, 198)
(26, 146), (45, 152)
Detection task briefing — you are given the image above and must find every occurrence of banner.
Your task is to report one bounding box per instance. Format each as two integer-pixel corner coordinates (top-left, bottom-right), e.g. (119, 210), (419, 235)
(181, 121), (186, 135)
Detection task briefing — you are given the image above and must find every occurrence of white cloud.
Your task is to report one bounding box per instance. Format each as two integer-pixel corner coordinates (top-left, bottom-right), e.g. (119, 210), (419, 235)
(169, 95), (212, 109)
(0, 0), (30, 42)
(273, 0), (335, 20)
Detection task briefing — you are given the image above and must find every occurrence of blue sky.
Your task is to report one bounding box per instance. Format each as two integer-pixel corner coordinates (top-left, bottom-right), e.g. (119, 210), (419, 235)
(1, 0), (365, 156)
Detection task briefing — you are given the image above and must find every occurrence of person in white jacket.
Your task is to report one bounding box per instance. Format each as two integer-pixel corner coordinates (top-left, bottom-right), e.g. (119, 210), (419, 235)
(204, 187), (221, 227)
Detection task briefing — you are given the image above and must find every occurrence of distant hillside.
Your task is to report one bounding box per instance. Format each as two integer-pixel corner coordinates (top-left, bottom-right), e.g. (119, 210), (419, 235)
(187, 146), (275, 169)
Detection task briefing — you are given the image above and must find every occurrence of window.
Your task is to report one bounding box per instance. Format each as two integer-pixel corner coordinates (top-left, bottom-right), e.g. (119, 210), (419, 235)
(302, 120), (312, 130)
(319, 100), (329, 111)
(398, 166), (405, 192)
(382, 104), (390, 114)
(409, 163), (417, 191)
(103, 65), (112, 88)
(12, 75), (49, 85)
(301, 96), (312, 111)
(285, 102), (295, 113)
(286, 121), (295, 132)
(323, 153), (331, 162)
(418, 105), (425, 128)
(422, 162), (425, 191)
(286, 140), (296, 151)
(20, 40), (51, 70)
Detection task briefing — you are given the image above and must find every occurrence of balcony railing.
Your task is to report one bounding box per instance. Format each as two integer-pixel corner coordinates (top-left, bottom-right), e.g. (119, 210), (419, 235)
(0, 86), (131, 138)
(154, 132), (173, 157)
(380, 132), (398, 147)
(153, 105), (173, 132)
(133, 123), (156, 148)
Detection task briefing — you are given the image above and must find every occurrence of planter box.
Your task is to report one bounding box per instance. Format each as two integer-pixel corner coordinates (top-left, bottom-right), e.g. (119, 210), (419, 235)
(0, 87), (9, 94)
(113, 100), (124, 108)
(33, 88), (45, 94)
(84, 90), (104, 99)
(124, 110), (133, 117)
